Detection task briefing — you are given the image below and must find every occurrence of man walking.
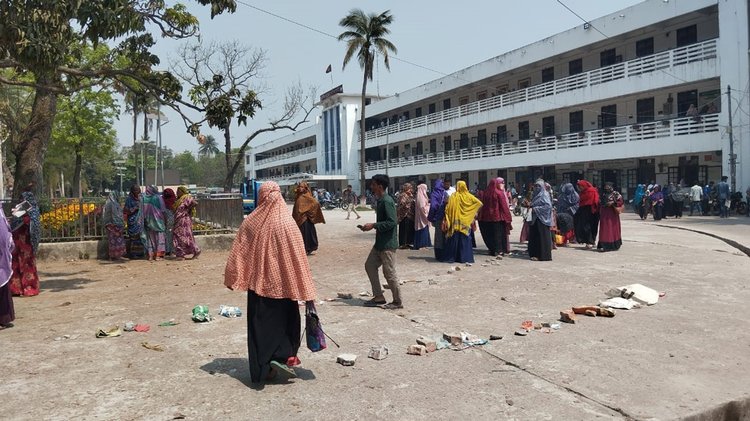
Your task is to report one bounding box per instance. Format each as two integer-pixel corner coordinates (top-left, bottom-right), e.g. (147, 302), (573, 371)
(717, 176), (730, 218)
(343, 185), (360, 220)
(689, 181), (703, 216)
(360, 174), (402, 309)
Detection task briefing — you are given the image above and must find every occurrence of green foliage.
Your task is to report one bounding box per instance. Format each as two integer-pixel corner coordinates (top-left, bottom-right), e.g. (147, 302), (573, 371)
(338, 9), (397, 80)
(198, 134), (220, 157)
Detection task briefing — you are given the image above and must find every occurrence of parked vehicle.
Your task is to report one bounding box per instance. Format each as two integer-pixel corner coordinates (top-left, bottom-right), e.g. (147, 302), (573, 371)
(241, 179), (262, 214)
(730, 191), (747, 215)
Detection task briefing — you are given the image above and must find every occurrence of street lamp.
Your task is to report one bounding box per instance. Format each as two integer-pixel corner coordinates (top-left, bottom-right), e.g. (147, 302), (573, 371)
(134, 139), (151, 187)
(146, 109), (169, 190)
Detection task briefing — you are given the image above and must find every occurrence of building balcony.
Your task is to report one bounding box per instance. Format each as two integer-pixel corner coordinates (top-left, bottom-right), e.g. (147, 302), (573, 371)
(363, 113), (719, 174)
(364, 39), (718, 144)
(254, 145), (316, 168)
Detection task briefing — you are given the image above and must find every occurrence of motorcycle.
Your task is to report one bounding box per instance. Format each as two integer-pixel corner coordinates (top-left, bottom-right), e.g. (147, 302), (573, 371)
(730, 191), (748, 215)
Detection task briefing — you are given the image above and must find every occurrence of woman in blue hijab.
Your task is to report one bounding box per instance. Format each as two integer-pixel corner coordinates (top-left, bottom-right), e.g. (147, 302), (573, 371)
(528, 179), (553, 261)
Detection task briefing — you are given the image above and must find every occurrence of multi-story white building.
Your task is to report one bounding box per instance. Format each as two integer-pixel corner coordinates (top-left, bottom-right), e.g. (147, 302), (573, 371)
(247, 0), (750, 199)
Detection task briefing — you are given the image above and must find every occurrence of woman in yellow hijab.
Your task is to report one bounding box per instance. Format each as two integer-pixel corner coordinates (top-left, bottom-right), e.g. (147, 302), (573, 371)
(441, 180), (482, 263)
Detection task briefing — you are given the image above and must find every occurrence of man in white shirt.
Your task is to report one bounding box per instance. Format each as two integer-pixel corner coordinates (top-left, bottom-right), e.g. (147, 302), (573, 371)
(443, 180), (456, 197)
(689, 181), (703, 216)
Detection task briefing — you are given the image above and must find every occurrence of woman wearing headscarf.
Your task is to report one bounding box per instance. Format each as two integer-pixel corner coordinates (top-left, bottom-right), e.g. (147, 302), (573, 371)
(496, 178), (513, 255)
(427, 179), (449, 260)
(102, 191), (127, 261)
(477, 178), (505, 256)
(650, 185), (665, 221)
(172, 186), (201, 260)
(597, 182), (624, 252)
(125, 185), (144, 258)
(0, 203), (15, 327)
(556, 183), (578, 246)
(519, 181), (534, 243)
(139, 185), (167, 261)
(225, 181), (317, 383)
(292, 181), (325, 255)
(9, 188), (40, 296)
(442, 180), (483, 263)
(528, 179), (553, 261)
(397, 183), (415, 249)
(162, 188), (177, 257)
(574, 180), (600, 249)
(412, 183), (432, 250)
(633, 184), (646, 219)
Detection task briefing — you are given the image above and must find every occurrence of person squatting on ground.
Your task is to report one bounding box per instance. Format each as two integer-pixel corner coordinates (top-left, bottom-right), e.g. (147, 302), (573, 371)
(224, 181), (317, 383)
(360, 174), (403, 310)
(292, 182), (325, 255)
(343, 185), (360, 220)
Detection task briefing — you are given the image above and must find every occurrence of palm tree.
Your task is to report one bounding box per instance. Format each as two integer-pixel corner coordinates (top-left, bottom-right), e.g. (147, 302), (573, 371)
(338, 9), (397, 199)
(198, 134), (220, 157)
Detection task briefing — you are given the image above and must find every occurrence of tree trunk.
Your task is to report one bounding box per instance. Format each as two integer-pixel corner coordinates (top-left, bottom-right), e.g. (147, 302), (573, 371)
(72, 142), (83, 197)
(13, 81), (57, 200)
(359, 68), (369, 204)
(223, 125), (232, 192)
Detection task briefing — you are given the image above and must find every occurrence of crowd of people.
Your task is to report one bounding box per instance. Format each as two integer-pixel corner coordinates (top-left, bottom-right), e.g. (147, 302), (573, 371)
(633, 176), (734, 220)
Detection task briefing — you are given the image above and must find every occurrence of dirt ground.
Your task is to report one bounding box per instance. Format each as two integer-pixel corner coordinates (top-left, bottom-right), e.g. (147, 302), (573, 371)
(3, 209), (750, 420)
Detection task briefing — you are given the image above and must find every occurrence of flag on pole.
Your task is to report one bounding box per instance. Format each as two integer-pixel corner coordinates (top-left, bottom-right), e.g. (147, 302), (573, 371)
(325, 64), (332, 74)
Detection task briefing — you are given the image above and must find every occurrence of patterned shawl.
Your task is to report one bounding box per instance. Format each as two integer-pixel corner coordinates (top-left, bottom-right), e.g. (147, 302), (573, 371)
(102, 191), (125, 228)
(292, 182), (325, 226)
(174, 186), (196, 217)
(21, 191), (41, 255)
(0, 206), (13, 288)
(443, 180), (483, 237)
(224, 182), (317, 301)
(139, 185), (165, 232)
(163, 188), (177, 211)
(557, 183), (580, 215)
(414, 183), (430, 230)
(531, 180), (553, 226)
(397, 183), (415, 222)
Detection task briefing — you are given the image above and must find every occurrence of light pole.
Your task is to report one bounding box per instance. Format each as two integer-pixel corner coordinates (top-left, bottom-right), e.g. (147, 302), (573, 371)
(114, 159), (126, 194)
(134, 139), (150, 187)
(146, 109), (168, 190)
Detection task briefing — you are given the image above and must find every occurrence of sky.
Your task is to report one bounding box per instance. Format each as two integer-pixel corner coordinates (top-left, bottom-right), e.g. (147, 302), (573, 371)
(113, 0), (645, 155)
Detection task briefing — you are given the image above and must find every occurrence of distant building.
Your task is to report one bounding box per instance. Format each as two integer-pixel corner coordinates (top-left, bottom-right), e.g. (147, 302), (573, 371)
(247, 0), (750, 197)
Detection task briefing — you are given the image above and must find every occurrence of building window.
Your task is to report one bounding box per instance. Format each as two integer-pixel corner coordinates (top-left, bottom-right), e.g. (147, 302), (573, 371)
(459, 133), (469, 149)
(569, 111), (583, 133)
(415, 107), (422, 118)
(600, 105), (617, 128)
(541, 67), (554, 83)
(443, 98), (451, 110)
(518, 78), (531, 90)
(518, 121), (530, 140)
(496, 84), (509, 95)
(635, 37), (654, 57)
(676, 24), (697, 47)
(443, 135), (452, 151)
(677, 90), (698, 117)
(568, 58), (583, 76)
(429, 138), (437, 153)
(636, 97), (655, 123)
(496, 125), (507, 143)
(459, 96), (469, 106)
(477, 91), (487, 101)
(416, 141), (423, 155)
(477, 129), (487, 146)
(600, 48), (617, 67)
(403, 111), (410, 120)
(428, 103), (436, 114)
(542, 116), (555, 136)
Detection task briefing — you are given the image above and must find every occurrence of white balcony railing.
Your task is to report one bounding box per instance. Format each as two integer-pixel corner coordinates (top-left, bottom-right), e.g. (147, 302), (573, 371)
(363, 114), (719, 172)
(365, 39), (718, 142)
(261, 171), (318, 181)
(255, 145), (316, 166)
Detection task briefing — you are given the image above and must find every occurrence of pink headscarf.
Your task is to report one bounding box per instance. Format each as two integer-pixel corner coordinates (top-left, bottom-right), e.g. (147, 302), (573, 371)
(414, 183), (430, 230)
(224, 182), (316, 301)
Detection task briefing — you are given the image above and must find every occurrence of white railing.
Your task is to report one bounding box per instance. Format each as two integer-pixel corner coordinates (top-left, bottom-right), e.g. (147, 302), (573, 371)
(363, 114), (719, 172)
(261, 171), (318, 181)
(365, 39), (718, 142)
(256, 145), (316, 166)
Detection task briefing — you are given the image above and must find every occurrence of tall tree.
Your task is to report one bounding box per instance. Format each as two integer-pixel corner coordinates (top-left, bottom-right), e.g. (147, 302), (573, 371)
(172, 40), (316, 191)
(0, 0), (237, 199)
(338, 9), (397, 198)
(198, 134), (220, 157)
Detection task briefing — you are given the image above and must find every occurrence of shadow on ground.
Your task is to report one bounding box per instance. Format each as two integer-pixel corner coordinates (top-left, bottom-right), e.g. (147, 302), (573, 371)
(40, 277), (97, 292)
(200, 358), (316, 390)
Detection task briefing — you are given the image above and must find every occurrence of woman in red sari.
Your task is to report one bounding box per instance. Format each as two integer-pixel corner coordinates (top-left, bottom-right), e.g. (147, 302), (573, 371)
(597, 182), (624, 252)
(172, 186), (201, 260)
(574, 180), (600, 249)
(9, 189), (40, 297)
